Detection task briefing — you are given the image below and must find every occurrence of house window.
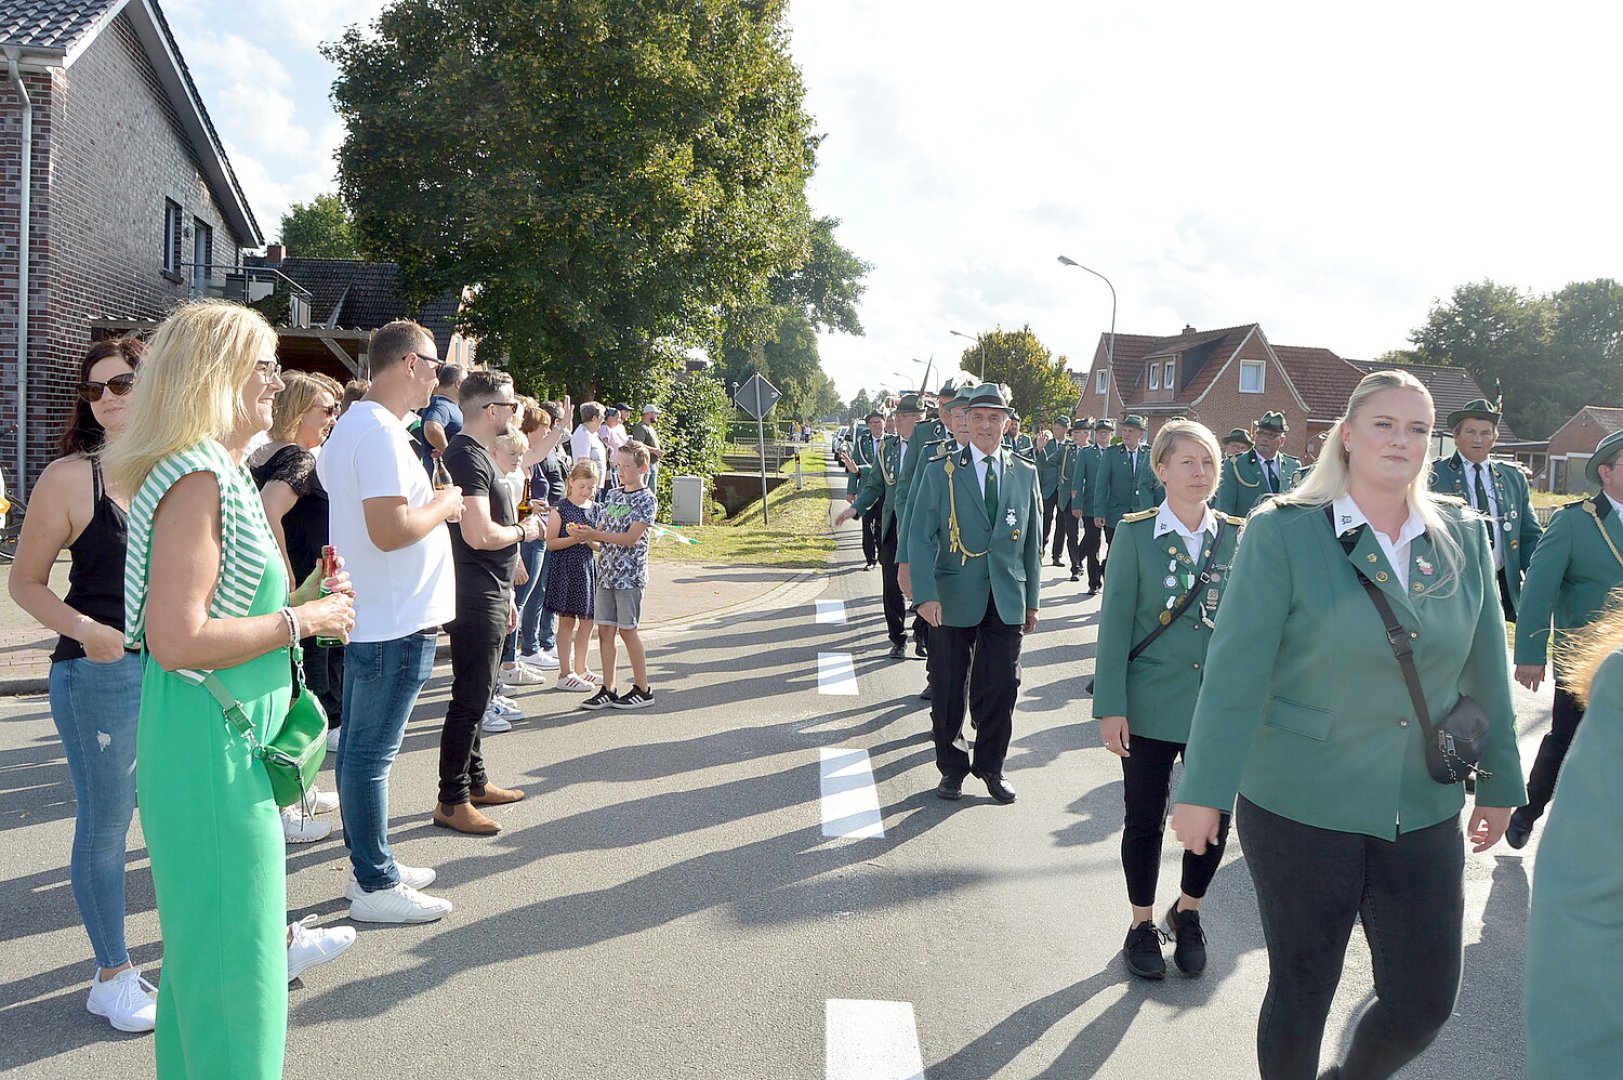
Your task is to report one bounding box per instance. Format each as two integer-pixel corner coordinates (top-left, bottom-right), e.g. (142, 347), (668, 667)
(1148, 364), (1160, 390)
(1096, 369), (1107, 394)
(1163, 360), (1175, 390)
(163, 200), (183, 274)
(1239, 359), (1266, 394)
(192, 218), (213, 291)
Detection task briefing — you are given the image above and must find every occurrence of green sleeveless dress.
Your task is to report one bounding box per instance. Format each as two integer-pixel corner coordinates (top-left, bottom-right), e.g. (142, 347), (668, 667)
(127, 443), (291, 1080)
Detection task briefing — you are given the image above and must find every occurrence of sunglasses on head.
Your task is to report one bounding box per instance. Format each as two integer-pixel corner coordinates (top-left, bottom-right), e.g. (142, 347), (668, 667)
(78, 373), (137, 403)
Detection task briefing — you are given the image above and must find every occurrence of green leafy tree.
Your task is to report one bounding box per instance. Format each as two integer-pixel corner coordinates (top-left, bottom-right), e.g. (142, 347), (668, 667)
(652, 372), (731, 520)
(954, 325), (1075, 422)
(845, 388), (873, 423)
(325, 0), (819, 404)
(279, 194), (360, 259)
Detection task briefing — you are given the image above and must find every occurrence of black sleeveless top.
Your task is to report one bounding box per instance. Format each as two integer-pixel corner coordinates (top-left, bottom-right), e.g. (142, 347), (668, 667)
(52, 457), (130, 664)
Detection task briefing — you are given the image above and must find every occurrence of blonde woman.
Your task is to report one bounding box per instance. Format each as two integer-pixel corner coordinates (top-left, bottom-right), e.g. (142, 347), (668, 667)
(1171, 370), (1524, 1079)
(105, 300), (355, 1080)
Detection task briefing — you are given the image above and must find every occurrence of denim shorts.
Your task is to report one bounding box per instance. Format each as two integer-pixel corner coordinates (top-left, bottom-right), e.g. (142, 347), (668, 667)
(594, 586), (644, 629)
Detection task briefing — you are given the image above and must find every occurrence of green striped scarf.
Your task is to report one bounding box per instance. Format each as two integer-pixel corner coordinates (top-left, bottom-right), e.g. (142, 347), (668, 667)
(123, 440), (280, 685)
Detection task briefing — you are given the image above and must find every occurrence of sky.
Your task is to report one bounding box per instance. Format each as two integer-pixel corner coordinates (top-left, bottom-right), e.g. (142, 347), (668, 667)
(163, 0), (1623, 401)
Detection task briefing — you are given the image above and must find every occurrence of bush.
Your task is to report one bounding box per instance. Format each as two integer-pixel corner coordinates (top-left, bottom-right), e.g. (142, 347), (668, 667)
(654, 372), (731, 522)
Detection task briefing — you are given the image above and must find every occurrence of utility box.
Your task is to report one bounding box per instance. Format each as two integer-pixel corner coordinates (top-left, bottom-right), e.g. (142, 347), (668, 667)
(671, 475), (705, 526)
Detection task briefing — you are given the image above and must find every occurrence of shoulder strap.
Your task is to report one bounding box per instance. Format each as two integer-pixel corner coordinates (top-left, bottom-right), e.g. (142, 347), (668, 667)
(1128, 520), (1225, 662)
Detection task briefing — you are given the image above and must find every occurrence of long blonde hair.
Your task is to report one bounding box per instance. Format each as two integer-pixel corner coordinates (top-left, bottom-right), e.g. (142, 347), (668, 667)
(269, 370), (344, 443)
(104, 300), (277, 494)
(1277, 369), (1464, 592)
(1555, 591), (1623, 703)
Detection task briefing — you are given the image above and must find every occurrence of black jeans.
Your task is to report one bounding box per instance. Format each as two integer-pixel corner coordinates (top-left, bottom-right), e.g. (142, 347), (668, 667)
(1120, 734), (1229, 907)
(1042, 493), (1061, 550)
(1238, 796), (1464, 1080)
(302, 639), (344, 730)
(879, 522), (907, 645)
(1523, 682), (1584, 821)
(927, 596), (1022, 781)
(1079, 516), (1104, 589)
(438, 599), (506, 805)
(1056, 508), (1082, 572)
(861, 495), (885, 565)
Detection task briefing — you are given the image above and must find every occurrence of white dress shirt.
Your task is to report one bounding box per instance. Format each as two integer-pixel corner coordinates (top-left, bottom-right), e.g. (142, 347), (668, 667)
(1153, 500), (1218, 563)
(1465, 459), (1505, 571)
(971, 443), (1002, 493)
(1332, 492), (1427, 590)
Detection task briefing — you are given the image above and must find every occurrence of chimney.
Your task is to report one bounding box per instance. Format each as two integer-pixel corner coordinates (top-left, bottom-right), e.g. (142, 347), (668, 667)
(265, 243), (285, 265)
(1182, 324), (1196, 335)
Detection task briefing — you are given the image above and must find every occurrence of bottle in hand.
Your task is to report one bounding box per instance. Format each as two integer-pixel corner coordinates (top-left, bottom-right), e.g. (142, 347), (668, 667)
(315, 545), (345, 647)
(433, 457), (460, 523)
(517, 478), (532, 517)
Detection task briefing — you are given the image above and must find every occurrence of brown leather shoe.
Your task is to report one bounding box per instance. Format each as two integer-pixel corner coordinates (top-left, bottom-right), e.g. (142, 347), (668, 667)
(433, 802), (501, 835)
(469, 784), (526, 806)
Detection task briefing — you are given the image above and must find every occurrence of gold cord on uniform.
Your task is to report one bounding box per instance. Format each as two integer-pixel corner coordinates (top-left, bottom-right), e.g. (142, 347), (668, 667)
(1583, 502), (1623, 569)
(943, 458), (988, 565)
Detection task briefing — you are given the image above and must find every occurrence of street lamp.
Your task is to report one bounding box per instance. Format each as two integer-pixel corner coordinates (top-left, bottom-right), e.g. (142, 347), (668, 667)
(1057, 255), (1116, 406)
(949, 329), (986, 380)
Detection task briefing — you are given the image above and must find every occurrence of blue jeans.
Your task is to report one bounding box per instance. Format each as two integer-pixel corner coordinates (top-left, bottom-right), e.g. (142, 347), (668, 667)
(48, 652), (142, 968)
(535, 556), (557, 653)
(503, 539), (546, 662)
(337, 631), (437, 892)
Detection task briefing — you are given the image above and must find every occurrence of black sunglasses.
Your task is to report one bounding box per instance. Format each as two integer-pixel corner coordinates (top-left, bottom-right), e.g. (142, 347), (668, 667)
(79, 373), (137, 403)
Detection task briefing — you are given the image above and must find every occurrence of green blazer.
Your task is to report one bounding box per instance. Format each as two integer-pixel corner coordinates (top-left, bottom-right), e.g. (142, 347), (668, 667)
(1214, 449), (1300, 518)
(1514, 494), (1623, 666)
(1003, 433), (1035, 456)
(1095, 443), (1163, 526)
(895, 425), (953, 557)
(1036, 439), (1066, 499)
(1054, 442), (1084, 511)
(1525, 645), (1623, 1079)
(906, 444), (1042, 626)
(844, 430), (882, 498)
(1069, 443), (1106, 515)
(1092, 506), (1246, 742)
(1177, 500), (1525, 839)
(851, 432), (925, 537)
(1427, 453), (1540, 614)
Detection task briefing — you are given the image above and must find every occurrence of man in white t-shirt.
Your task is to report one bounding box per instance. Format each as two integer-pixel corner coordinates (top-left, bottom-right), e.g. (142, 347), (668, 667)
(318, 319), (463, 925)
(570, 401), (609, 489)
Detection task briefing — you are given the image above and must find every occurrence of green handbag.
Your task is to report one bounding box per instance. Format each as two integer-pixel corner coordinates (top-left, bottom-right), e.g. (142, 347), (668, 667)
(203, 643), (328, 810)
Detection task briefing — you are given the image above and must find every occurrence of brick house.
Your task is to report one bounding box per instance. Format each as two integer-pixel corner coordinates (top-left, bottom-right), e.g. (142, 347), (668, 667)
(1540, 406), (1623, 494)
(1, 0), (262, 495)
(1073, 324), (1508, 461)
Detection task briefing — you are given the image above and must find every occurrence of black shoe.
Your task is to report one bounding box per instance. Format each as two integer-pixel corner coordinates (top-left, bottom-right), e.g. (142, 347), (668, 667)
(610, 685), (655, 709)
(580, 687), (619, 710)
(1505, 807), (1535, 850)
(1069, 572), (1081, 582)
(1123, 920), (1167, 980)
(936, 775), (963, 800)
(1087, 584), (1100, 596)
(1164, 902), (1208, 976)
(913, 636), (929, 659)
(887, 641), (906, 660)
(982, 774), (1016, 804)
(863, 561), (875, 570)
(1051, 557), (1063, 567)
(920, 684), (932, 700)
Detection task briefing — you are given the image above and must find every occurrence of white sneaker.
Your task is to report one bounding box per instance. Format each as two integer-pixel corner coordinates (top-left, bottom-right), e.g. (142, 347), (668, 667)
(326, 727), (341, 752)
(306, 786), (339, 815)
(281, 806), (332, 844)
(556, 673), (594, 692)
(345, 863), (437, 901)
(347, 881), (453, 924)
(85, 966), (157, 1033)
(481, 708), (514, 734)
(286, 915), (356, 982)
(522, 649), (561, 670)
(499, 661), (548, 685)
(489, 695), (522, 719)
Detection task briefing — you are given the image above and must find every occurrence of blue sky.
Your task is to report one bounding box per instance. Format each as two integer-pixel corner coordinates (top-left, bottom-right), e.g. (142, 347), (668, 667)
(163, 0), (1623, 401)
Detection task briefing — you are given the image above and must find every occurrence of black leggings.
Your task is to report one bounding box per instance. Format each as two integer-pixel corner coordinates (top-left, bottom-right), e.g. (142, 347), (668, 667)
(1238, 796), (1464, 1080)
(1120, 733), (1228, 907)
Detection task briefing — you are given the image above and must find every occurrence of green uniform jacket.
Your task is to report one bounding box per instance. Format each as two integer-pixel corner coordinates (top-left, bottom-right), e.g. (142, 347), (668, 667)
(1514, 493), (1623, 666)
(1054, 442), (1085, 512)
(1003, 433), (1034, 456)
(1524, 645), (1623, 1079)
(1427, 453), (1541, 614)
(1214, 449), (1301, 518)
(1095, 443), (1163, 526)
(1092, 507), (1246, 742)
(844, 430), (882, 498)
(1177, 500), (1525, 838)
(851, 431), (927, 537)
(906, 444), (1042, 626)
(1036, 439), (1066, 499)
(895, 423), (952, 558)
(1069, 444), (1105, 515)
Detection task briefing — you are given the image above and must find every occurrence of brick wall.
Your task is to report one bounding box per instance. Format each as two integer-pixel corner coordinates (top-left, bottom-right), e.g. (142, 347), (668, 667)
(0, 11), (244, 493)
(1185, 335), (1311, 457)
(1545, 409), (1618, 493)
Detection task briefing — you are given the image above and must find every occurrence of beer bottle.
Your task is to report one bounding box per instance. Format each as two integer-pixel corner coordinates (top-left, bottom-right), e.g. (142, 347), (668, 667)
(314, 545), (345, 647)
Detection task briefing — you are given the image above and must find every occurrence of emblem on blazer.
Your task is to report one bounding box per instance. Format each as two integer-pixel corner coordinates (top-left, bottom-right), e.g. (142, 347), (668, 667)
(1005, 510), (1016, 527)
(1011, 529), (1021, 541)
(1416, 556), (1434, 577)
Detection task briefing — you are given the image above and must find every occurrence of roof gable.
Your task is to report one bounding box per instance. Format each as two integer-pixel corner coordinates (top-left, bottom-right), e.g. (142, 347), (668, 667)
(246, 256), (466, 356)
(1345, 360), (1515, 439)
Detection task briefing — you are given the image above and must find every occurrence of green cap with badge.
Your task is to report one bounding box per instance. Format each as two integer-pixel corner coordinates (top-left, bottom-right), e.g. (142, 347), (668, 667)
(1223, 427), (1254, 446)
(1121, 414), (1147, 430)
(1256, 410), (1288, 433)
(1095, 417), (1116, 431)
(963, 382), (1015, 413)
(1052, 415), (1072, 429)
(1446, 398), (1501, 431)
(1585, 429), (1623, 487)
(895, 392), (925, 415)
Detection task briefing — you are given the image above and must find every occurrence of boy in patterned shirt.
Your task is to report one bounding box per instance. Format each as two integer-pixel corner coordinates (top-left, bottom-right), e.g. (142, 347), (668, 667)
(568, 440), (657, 709)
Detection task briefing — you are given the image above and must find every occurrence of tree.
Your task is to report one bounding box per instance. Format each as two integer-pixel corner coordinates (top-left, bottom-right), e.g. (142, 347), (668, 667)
(845, 389), (873, 423)
(325, 0), (820, 404)
(953, 326), (1075, 423)
(651, 372), (731, 520)
(279, 194), (360, 259)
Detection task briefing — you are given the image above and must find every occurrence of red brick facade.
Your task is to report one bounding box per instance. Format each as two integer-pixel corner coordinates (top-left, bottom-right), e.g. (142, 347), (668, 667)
(1543, 406), (1623, 494)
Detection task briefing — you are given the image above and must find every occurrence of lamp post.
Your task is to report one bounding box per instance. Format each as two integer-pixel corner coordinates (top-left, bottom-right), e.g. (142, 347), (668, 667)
(949, 329), (986, 380)
(1057, 255), (1116, 409)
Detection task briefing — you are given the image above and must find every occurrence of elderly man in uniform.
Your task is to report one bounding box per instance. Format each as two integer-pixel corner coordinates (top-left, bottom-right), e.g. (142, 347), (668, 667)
(1215, 411), (1299, 516)
(839, 410), (889, 569)
(1429, 398), (1541, 622)
(908, 383), (1041, 804)
(1507, 429), (1623, 849)
(1221, 427), (1253, 459)
(1036, 416), (1070, 559)
(1094, 415), (1163, 541)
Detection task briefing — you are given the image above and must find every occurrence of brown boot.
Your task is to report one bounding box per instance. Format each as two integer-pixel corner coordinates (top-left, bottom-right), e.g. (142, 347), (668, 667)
(469, 783), (526, 806)
(432, 802), (501, 835)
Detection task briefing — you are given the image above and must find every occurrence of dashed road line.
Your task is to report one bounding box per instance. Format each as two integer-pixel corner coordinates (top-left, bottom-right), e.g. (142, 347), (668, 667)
(825, 999), (926, 1080)
(815, 598), (848, 624)
(817, 651), (859, 695)
(819, 748), (885, 839)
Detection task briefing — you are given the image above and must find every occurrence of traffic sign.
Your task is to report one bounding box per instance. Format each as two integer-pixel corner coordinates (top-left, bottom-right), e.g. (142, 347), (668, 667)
(735, 373), (781, 421)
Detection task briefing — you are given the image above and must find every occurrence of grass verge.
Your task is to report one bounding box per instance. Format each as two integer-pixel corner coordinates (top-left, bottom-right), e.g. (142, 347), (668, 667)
(651, 450), (835, 568)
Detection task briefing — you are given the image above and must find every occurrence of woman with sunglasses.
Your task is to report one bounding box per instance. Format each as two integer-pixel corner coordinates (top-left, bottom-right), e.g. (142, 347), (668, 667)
(8, 339), (158, 1033)
(251, 370), (346, 842)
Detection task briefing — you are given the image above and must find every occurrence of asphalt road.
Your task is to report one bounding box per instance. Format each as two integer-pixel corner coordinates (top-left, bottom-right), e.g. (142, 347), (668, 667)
(0, 460), (1550, 1078)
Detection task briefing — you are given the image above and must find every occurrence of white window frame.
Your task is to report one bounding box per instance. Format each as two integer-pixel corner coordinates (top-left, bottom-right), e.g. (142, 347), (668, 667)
(1148, 364), (1160, 390)
(1095, 369), (1107, 394)
(1163, 360), (1175, 389)
(163, 199), (183, 274)
(1239, 359), (1266, 394)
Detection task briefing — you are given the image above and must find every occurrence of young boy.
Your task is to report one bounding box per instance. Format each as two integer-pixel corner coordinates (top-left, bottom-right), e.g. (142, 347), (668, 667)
(571, 440), (657, 709)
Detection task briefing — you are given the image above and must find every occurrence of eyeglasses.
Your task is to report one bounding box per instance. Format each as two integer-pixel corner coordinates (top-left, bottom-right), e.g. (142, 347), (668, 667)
(78, 373), (137, 403)
(310, 403), (340, 417)
(485, 401), (520, 414)
(409, 351), (442, 372)
(254, 359), (282, 380)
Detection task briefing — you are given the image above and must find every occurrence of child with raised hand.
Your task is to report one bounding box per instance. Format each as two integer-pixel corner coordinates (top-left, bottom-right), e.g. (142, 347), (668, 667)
(568, 441), (657, 709)
(544, 459), (602, 691)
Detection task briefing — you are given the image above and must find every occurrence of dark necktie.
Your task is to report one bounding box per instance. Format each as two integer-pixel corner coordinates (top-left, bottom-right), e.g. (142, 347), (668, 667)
(1266, 458), (1279, 493)
(1475, 464), (1495, 548)
(984, 459), (1000, 522)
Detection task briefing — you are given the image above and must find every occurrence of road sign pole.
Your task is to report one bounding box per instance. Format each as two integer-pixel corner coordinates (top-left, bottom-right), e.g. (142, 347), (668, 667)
(757, 414), (770, 526)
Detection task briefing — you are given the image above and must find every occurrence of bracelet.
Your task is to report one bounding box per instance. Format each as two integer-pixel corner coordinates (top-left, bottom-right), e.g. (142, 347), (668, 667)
(280, 607), (300, 650)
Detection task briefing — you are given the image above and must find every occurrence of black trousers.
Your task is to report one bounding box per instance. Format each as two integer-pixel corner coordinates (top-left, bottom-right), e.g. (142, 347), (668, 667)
(438, 599), (506, 805)
(1239, 796), (1464, 1080)
(1042, 493), (1061, 551)
(879, 522), (908, 645)
(1079, 516), (1104, 589)
(302, 638), (345, 730)
(1523, 682), (1584, 821)
(927, 596), (1022, 781)
(1100, 525), (1115, 582)
(1120, 733), (1229, 907)
(1495, 567), (1517, 624)
(861, 495), (885, 565)
(1055, 508), (1081, 572)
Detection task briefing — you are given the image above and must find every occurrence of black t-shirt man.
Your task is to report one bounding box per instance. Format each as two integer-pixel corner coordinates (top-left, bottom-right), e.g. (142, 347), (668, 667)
(443, 432), (519, 608)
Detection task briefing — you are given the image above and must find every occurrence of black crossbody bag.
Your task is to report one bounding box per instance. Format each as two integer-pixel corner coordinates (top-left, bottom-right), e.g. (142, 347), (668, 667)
(1085, 520), (1225, 696)
(1328, 508), (1491, 785)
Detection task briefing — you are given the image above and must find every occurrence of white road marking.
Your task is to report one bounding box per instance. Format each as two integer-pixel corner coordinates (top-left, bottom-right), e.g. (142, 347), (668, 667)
(817, 651), (859, 695)
(815, 598), (847, 624)
(819, 748), (885, 839)
(825, 999), (926, 1080)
